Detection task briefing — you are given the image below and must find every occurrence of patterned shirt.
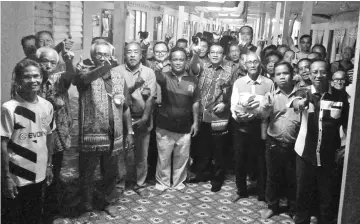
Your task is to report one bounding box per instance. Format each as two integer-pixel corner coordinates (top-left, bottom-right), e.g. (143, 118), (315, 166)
(39, 72), (72, 153)
(291, 85), (349, 167)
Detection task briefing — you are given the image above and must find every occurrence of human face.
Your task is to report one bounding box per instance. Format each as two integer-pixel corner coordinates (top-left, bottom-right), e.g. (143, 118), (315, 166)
(228, 45), (240, 62)
(22, 38), (37, 57)
(300, 37), (311, 53)
(278, 46), (290, 56)
(298, 60), (311, 81)
(199, 41), (209, 58)
(170, 50), (186, 74)
(231, 32), (237, 39)
(208, 45), (224, 65)
(312, 47), (326, 60)
(331, 71), (346, 90)
(153, 43), (169, 62)
(245, 53), (261, 76)
(240, 27), (253, 45)
(18, 65), (43, 93)
(342, 48), (353, 61)
(274, 64), (293, 89)
(38, 50), (58, 75)
(284, 51), (295, 63)
(310, 61), (328, 88)
(125, 43), (142, 68)
(146, 44), (154, 59)
(37, 33), (54, 48)
(265, 55), (280, 75)
(93, 44), (111, 67)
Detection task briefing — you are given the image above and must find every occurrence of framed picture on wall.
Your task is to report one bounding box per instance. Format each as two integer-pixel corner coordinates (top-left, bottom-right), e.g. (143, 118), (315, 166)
(101, 9), (114, 44)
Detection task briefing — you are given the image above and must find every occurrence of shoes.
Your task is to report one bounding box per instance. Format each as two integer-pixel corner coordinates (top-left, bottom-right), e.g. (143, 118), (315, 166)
(104, 205), (118, 218)
(177, 187), (187, 193)
(211, 183), (222, 192)
(231, 192), (248, 203)
(260, 209), (275, 219)
(152, 189), (166, 197)
(136, 189), (150, 198)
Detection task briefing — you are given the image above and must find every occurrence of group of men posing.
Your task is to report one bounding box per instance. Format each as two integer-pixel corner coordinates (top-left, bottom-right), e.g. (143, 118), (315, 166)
(1, 12), (353, 224)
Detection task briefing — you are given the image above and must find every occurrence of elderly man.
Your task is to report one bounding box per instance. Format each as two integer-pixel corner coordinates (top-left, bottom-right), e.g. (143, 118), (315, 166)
(189, 44), (232, 192)
(154, 47), (199, 194)
(231, 52), (275, 203)
(118, 42), (157, 197)
(33, 47), (76, 221)
(73, 41), (133, 217)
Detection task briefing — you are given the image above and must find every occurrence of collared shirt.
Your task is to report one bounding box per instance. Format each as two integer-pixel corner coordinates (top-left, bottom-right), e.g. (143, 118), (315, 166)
(198, 61), (232, 122)
(292, 85), (349, 167)
(146, 59), (172, 104)
(119, 64), (157, 118)
(231, 74), (275, 134)
(155, 71), (200, 133)
(267, 87), (301, 143)
(38, 72), (72, 152)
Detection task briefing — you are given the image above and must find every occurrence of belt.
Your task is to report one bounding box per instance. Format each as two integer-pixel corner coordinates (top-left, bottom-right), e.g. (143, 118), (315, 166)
(267, 136), (295, 149)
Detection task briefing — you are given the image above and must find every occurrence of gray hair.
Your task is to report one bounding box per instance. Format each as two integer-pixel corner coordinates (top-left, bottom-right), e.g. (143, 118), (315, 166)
(35, 47), (59, 63)
(90, 40), (114, 58)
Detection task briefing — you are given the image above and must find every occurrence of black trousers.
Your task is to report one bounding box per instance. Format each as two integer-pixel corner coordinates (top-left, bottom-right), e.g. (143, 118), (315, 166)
(192, 122), (227, 185)
(294, 155), (334, 224)
(233, 129), (266, 200)
(265, 137), (296, 213)
(2, 180), (45, 224)
(79, 150), (120, 211)
(44, 151), (64, 219)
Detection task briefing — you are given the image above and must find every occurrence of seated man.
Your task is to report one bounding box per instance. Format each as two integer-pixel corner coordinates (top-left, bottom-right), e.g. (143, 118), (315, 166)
(1, 59), (55, 224)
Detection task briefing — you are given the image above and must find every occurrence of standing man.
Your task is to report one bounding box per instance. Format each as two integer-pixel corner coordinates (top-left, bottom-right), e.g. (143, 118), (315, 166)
(292, 60), (349, 224)
(119, 42), (157, 197)
(231, 52), (275, 203)
(286, 13), (312, 60)
(295, 58), (312, 88)
(238, 26), (257, 54)
(189, 44), (233, 192)
(226, 43), (242, 82)
(73, 41), (133, 217)
(261, 62), (300, 219)
(1, 59), (55, 224)
(263, 51), (283, 80)
(154, 47), (199, 194)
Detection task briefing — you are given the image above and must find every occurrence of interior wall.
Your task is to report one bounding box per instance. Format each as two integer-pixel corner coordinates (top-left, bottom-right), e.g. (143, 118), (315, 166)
(1, 2), (35, 103)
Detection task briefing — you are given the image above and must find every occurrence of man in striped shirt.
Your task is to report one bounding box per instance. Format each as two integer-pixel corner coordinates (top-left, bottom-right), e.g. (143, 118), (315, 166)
(291, 60), (349, 224)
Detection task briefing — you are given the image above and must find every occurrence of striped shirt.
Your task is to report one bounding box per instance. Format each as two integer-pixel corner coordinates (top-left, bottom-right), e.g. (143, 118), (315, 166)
(155, 71), (200, 133)
(292, 85), (349, 167)
(1, 94), (55, 187)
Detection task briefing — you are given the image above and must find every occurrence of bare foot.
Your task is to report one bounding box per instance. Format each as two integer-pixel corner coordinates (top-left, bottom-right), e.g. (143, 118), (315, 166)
(260, 209), (275, 219)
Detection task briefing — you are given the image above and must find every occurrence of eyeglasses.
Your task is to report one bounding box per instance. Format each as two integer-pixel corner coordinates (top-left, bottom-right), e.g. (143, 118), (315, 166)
(245, 60), (260, 66)
(39, 60), (57, 66)
(154, 51), (168, 55)
(209, 51), (223, 56)
(95, 52), (111, 59)
(332, 79), (346, 83)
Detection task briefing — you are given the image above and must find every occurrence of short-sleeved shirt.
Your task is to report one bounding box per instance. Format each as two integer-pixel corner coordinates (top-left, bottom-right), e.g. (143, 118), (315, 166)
(1, 94), (55, 187)
(118, 64), (157, 118)
(155, 71), (200, 133)
(267, 87), (301, 143)
(231, 74), (275, 135)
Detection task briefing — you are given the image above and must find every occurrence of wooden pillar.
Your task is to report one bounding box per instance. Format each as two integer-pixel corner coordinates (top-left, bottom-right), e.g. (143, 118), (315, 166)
(300, 1), (313, 37)
(259, 13), (266, 40)
(338, 9), (360, 224)
(282, 1), (291, 44)
(254, 18), (260, 44)
(113, 1), (127, 62)
(177, 6), (184, 40)
(272, 2), (282, 45)
(200, 12), (204, 32)
(267, 15), (273, 44)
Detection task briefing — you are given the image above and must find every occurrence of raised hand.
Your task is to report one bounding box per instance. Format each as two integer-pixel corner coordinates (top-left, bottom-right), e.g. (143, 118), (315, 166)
(63, 33), (74, 51)
(76, 55), (84, 71)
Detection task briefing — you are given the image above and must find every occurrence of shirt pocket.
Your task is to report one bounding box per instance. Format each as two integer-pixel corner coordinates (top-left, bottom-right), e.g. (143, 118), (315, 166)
(329, 102), (343, 119)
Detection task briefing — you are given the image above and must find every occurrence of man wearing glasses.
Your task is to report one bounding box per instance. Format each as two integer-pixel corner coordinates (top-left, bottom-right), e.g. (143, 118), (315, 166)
(73, 41), (134, 218)
(230, 51), (275, 203)
(118, 42), (157, 198)
(189, 44), (232, 193)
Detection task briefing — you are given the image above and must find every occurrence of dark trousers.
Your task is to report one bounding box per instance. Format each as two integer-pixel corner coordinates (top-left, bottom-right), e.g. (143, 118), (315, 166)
(192, 122), (227, 185)
(294, 155), (334, 224)
(79, 150), (120, 211)
(2, 180), (45, 224)
(265, 137), (296, 213)
(233, 129), (266, 200)
(44, 151), (64, 219)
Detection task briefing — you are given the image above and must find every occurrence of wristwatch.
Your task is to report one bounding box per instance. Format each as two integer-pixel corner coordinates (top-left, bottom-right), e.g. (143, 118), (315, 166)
(47, 164), (54, 169)
(128, 130), (135, 135)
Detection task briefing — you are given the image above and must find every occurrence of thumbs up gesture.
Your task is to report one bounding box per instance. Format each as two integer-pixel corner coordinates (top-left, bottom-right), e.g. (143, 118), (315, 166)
(76, 55), (84, 72)
(63, 33), (74, 51)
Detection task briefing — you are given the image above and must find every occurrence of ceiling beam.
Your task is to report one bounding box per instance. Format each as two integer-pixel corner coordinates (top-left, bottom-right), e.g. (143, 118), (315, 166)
(155, 1), (239, 8)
